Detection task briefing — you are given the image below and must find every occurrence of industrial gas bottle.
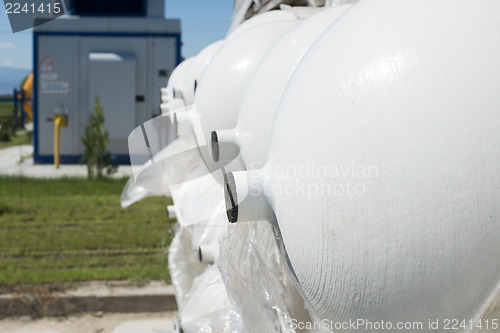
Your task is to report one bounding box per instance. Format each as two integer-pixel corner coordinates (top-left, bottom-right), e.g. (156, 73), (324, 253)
(192, 20), (300, 176)
(182, 40), (224, 107)
(225, 0), (500, 330)
(161, 57), (194, 102)
(212, 4), (355, 170)
(160, 57), (195, 114)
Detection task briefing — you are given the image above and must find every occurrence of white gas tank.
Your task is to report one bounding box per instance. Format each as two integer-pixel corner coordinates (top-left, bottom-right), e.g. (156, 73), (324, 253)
(182, 40), (224, 107)
(226, 0), (500, 329)
(160, 57), (195, 114)
(192, 20), (299, 170)
(212, 5), (355, 169)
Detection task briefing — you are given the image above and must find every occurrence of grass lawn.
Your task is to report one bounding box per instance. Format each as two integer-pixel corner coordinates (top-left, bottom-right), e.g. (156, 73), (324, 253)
(0, 101), (13, 118)
(0, 128), (32, 150)
(0, 176), (175, 291)
(0, 100), (32, 149)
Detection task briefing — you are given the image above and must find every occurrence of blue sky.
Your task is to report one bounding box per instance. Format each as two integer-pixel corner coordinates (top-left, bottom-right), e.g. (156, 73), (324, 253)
(167, 0), (233, 59)
(0, 0), (233, 70)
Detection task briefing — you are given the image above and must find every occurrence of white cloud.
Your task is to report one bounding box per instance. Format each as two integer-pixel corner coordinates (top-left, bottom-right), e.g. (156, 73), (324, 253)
(1, 60), (31, 70)
(0, 42), (15, 49)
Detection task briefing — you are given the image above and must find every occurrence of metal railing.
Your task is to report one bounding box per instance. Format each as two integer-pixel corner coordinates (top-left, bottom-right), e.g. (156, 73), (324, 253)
(0, 88), (32, 130)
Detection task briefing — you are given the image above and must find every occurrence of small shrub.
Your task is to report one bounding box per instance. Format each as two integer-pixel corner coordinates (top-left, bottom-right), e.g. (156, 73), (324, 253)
(0, 125), (10, 142)
(0, 110), (17, 142)
(0, 201), (17, 216)
(81, 97), (117, 180)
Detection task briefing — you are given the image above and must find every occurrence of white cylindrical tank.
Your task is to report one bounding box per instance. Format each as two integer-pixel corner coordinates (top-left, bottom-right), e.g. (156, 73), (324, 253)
(160, 57), (195, 114)
(192, 20), (299, 171)
(182, 40), (224, 107)
(226, 0), (500, 329)
(134, 41), (225, 194)
(212, 5), (355, 170)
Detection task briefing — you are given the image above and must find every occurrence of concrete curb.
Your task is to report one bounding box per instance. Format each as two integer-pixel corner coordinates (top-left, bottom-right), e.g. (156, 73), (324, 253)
(0, 294), (177, 317)
(0, 145), (133, 178)
(0, 282), (177, 317)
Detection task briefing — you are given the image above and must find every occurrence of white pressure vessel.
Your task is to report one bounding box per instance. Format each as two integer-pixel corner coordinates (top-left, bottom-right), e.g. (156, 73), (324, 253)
(160, 57), (195, 114)
(212, 5), (355, 169)
(191, 20), (300, 173)
(226, 0), (500, 330)
(182, 40), (224, 107)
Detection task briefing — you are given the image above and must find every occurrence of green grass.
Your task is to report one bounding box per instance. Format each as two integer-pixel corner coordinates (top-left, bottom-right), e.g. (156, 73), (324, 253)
(0, 176), (175, 290)
(0, 100), (32, 149)
(0, 128), (32, 149)
(0, 101), (13, 118)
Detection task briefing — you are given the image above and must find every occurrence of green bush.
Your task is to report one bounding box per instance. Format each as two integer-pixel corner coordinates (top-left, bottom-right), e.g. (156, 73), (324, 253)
(0, 113), (15, 142)
(0, 201), (13, 216)
(81, 97), (117, 179)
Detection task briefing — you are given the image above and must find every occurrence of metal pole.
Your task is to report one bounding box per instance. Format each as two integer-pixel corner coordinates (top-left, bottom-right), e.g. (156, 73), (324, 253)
(20, 90), (25, 129)
(13, 88), (18, 130)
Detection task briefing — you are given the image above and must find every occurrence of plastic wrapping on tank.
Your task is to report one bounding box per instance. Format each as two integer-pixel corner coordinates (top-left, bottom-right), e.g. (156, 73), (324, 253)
(229, 0), (259, 34)
(128, 109), (240, 196)
(179, 265), (231, 333)
(217, 221), (313, 332)
(168, 179), (230, 331)
(168, 226), (208, 311)
(164, 140), (230, 328)
(120, 143), (176, 207)
(229, 0), (324, 34)
(120, 175), (167, 208)
(130, 114), (236, 226)
(168, 170), (226, 227)
(278, 4), (325, 19)
(325, 0), (358, 7)
(193, 214), (227, 263)
(128, 113), (179, 188)
(174, 180), (227, 258)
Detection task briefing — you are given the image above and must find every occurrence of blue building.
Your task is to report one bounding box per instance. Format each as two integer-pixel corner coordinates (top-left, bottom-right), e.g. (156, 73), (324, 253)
(33, 0), (180, 164)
